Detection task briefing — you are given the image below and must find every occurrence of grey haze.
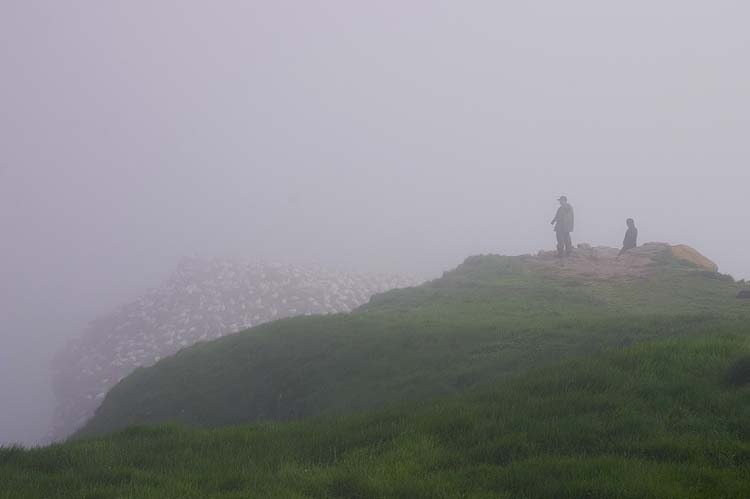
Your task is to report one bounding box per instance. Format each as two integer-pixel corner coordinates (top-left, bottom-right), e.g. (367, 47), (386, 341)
(1, 1), (748, 445)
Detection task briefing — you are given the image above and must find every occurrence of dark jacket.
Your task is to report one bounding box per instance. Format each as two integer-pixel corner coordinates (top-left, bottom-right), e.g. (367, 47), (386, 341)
(552, 204), (575, 233)
(620, 226), (638, 254)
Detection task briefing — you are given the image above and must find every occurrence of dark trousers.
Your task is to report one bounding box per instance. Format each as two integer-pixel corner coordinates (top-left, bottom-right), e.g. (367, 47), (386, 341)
(556, 231), (573, 257)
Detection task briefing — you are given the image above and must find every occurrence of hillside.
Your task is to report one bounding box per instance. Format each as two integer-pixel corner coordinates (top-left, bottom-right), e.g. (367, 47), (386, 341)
(2, 243), (750, 498)
(76, 243), (748, 438)
(50, 257), (419, 440)
(3, 329), (749, 498)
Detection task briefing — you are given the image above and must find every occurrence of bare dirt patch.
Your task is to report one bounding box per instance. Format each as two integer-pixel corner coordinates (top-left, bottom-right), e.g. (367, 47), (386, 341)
(524, 242), (706, 281)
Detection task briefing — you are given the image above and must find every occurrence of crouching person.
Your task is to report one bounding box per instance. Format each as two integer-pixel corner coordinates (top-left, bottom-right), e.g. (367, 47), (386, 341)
(619, 218), (638, 256)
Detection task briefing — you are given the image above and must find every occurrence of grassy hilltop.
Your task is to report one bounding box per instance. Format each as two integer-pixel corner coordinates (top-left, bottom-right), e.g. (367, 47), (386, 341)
(77, 244), (744, 437)
(2, 243), (750, 498)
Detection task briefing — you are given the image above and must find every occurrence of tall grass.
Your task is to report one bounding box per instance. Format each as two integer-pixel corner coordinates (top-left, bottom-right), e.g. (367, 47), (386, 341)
(80, 254), (748, 437)
(3, 252), (749, 497)
(2, 332), (749, 498)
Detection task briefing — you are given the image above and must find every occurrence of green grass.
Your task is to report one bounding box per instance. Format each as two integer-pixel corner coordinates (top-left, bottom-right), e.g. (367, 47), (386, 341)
(78, 252), (747, 437)
(3, 249), (749, 497)
(3, 329), (750, 498)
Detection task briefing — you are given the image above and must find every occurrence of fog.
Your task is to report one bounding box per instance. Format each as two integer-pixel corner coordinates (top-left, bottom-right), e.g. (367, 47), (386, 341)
(1, 1), (748, 445)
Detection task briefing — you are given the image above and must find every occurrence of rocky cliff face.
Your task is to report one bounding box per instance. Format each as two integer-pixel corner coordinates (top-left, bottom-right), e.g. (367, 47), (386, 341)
(50, 258), (420, 441)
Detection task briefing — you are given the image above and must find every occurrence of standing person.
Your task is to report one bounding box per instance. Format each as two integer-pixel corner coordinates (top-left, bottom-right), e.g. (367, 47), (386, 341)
(551, 196), (575, 257)
(619, 218), (638, 255)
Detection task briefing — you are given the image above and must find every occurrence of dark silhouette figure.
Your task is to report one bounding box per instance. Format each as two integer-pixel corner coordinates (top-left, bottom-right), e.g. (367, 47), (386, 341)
(619, 218), (638, 256)
(551, 196), (574, 257)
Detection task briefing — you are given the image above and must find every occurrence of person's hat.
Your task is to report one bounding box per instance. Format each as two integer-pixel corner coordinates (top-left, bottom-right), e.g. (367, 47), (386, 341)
(557, 195), (568, 202)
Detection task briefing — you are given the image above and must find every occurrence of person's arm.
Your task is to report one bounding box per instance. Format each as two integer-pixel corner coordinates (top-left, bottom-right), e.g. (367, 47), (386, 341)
(551, 208), (560, 225)
(568, 206), (574, 232)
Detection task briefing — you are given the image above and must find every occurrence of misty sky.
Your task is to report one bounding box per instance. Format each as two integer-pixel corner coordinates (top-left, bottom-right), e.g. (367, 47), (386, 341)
(1, 1), (749, 445)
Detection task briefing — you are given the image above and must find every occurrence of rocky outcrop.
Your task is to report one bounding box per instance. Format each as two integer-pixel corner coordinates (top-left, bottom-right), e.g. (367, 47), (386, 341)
(671, 245), (719, 272)
(49, 258), (420, 441)
(531, 242), (719, 280)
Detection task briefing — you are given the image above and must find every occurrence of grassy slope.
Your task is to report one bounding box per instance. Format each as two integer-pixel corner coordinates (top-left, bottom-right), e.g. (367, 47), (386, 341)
(2, 329), (750, 498)
(78, 252), (747, 437)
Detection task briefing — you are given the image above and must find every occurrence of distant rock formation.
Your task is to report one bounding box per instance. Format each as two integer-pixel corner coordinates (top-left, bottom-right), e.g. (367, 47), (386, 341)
(49, 257), (421, 441)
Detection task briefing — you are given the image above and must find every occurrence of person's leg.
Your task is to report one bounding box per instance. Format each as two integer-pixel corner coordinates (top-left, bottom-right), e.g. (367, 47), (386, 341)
(556, 231), (565, 257)
(565, 233), (573, 256)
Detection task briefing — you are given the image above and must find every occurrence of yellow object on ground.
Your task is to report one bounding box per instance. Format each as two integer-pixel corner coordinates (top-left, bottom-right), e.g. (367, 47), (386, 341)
(671, 245), (719, 272)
